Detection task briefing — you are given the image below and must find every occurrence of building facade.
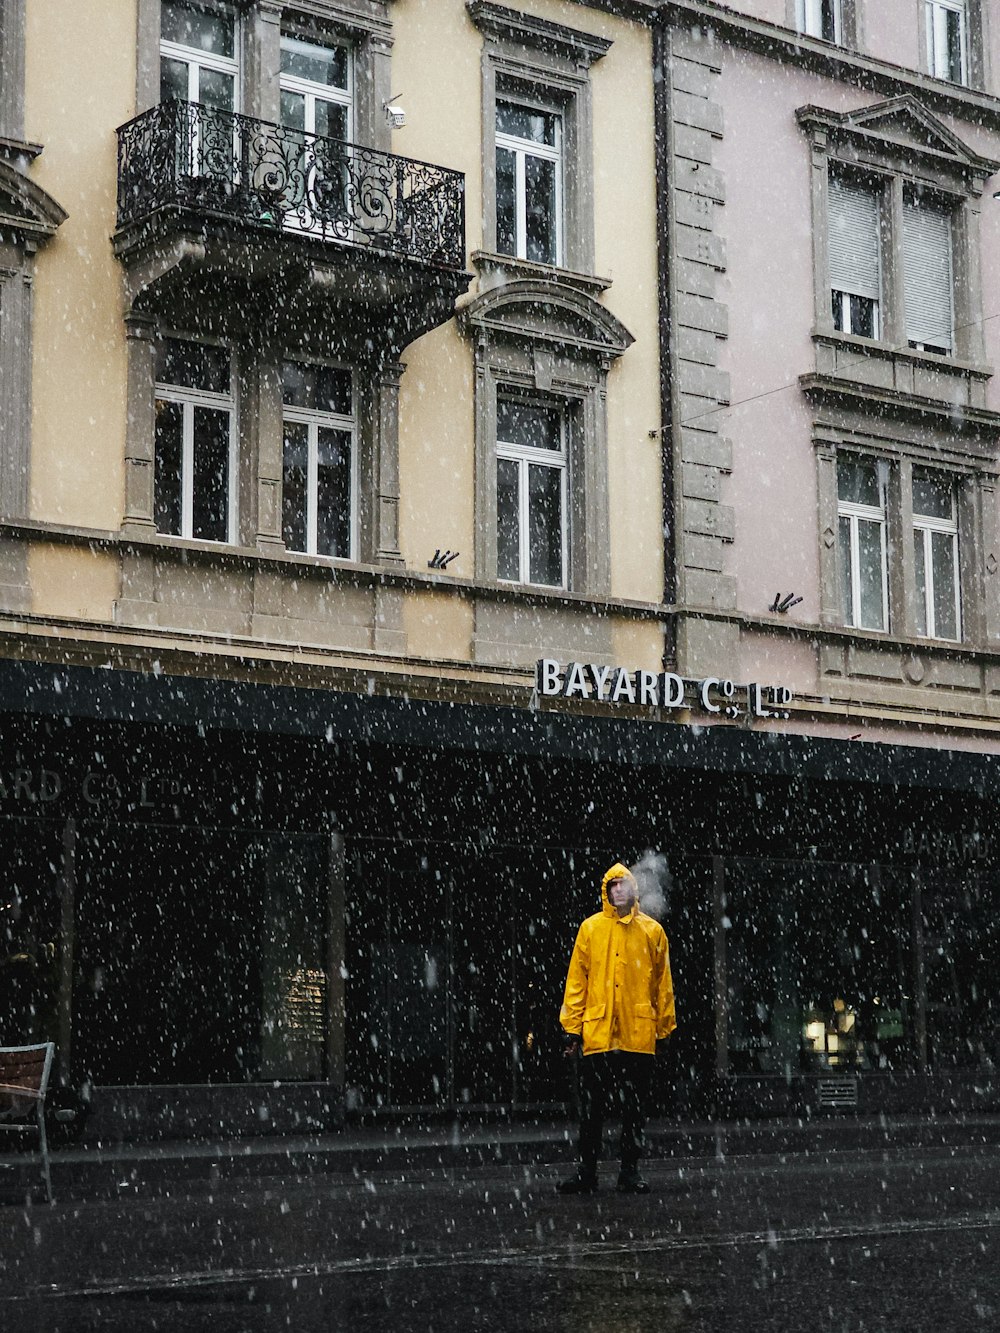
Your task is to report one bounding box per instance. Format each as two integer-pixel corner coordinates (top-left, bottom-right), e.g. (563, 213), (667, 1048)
(1, 0), (1000, 1138)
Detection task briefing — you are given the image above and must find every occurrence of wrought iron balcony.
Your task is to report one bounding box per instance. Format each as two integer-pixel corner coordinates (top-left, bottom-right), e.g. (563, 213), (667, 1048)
(115, 100), (466, 272)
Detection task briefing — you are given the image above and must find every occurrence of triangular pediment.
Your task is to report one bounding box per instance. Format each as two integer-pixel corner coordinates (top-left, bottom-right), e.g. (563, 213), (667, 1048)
(845, 96), (977, 161)
(797, 96), (1000, 178)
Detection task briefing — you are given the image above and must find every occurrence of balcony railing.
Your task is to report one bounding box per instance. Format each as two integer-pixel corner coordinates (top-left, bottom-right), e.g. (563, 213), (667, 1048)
(116, 100), (466, 271)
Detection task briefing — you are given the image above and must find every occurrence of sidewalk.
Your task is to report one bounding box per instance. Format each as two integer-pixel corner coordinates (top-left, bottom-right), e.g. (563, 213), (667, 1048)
(5, 1110), (1000, 1201)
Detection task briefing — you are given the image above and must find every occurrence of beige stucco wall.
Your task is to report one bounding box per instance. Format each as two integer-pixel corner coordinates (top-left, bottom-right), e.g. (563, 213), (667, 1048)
(23, 0), (133, 534)
(28, 542), (120, 622)
(393, 0), (662, 611)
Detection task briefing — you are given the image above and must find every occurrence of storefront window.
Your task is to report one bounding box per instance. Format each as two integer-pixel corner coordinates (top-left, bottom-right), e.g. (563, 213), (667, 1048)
(725, 861), (914, 1075)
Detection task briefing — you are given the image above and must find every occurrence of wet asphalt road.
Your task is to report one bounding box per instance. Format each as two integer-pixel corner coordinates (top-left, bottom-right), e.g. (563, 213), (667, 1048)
(2, 1144), (1000, 1331)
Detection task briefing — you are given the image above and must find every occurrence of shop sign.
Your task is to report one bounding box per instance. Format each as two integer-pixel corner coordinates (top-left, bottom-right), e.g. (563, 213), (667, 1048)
(535, 659), (793, 720)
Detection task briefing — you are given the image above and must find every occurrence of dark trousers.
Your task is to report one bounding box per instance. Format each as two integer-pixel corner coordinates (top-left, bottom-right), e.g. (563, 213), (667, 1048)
(577, 1051), (653, 1174)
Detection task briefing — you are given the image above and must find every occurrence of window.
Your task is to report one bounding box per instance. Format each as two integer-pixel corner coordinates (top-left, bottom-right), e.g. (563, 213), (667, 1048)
(159, 0), (238, 111)
(837, 457), (888, 632)
(912, 468), (960, 640)
(280, 35), (352, 143)
(903, 196), (954, 355)
(495, 99), (562, 267)
(926, 0), (967, 84)
(154, 337), (235, 542)
(277, 34), (353, 232)
(469, 0), (611, 277)
(496, 397), (567, 588)
(828, 175), (881, 340)
(281, 360), (355, 560)
(798, 0), (842, 42)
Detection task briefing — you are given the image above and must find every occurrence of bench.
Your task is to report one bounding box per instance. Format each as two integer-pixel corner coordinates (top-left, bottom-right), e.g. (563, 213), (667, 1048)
(0, 1043), (55, 1202)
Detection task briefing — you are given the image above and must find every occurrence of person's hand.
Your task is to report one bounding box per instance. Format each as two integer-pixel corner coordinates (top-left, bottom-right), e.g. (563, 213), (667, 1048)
(563, 1035), (581, 1058)
(656, 1035), (672, 1056)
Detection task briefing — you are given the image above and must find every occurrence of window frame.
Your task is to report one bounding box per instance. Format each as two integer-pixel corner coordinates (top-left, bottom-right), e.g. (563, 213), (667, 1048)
(158, 0), (241, 110)
(801, 99), (997, 378)
(470, 0), (611, 278)
(153, 335), (238, 544)
(798, 0), (843, 44)
(278, 31), (354, 142)
(494, 95), (565, 268)
(925, 0), (969, 85)
(837, 457), (890, 633)
(495, 393), (569, 589)
(280, 359), (358, 562)
(912, 470), (962, 641)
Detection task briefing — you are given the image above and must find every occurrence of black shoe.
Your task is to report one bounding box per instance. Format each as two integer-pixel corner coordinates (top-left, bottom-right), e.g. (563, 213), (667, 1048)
(557, 1171), (598, 1195)
(616, 1169), (650, 1194)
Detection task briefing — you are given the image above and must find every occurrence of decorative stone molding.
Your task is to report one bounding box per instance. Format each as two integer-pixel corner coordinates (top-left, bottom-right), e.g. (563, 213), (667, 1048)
(459, 279), (632, 605)
(0, 159), (67, 522)
(658, 23), (735, 676)
(467, 1), (613, 68)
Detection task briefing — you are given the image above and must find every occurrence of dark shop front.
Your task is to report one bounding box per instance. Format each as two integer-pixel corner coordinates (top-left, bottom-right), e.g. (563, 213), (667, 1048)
(2, 658), (999, 1139)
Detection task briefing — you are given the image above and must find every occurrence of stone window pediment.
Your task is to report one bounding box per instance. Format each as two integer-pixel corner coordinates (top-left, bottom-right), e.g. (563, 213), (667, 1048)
(797, 94), (999, 187)
(0, 158), (67, 246)
(459, 279), (633, 362)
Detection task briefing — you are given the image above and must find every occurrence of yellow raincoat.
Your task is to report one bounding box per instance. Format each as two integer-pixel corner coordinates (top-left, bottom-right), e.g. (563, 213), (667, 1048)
(560, 862), (676, 1056)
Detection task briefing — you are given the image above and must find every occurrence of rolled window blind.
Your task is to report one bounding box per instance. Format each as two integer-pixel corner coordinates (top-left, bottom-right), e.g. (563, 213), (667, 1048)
(828, 176), (880, 300)
(903, 201), (954, 350)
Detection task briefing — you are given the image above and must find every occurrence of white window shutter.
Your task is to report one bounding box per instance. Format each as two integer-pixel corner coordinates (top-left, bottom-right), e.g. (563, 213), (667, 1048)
(903, 202), (954, 349)
(828, 177), (880, 300)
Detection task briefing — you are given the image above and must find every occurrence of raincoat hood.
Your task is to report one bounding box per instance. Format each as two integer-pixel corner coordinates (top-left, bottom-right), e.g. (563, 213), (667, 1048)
(601, 862), (637, 917)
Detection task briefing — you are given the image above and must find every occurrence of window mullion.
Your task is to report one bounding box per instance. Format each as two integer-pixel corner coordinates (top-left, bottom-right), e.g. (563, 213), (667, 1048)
(181, 401), (195, 539)
(925, 526), (936, 637)
(307, 422), (318, 556)
(519, 458), (530, 583)
(515, 150), (527, 260)
(850, 515), (862, 627)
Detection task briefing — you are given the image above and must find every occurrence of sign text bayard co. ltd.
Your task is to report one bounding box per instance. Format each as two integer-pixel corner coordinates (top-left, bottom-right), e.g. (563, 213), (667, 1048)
(535, 659), (793, 720)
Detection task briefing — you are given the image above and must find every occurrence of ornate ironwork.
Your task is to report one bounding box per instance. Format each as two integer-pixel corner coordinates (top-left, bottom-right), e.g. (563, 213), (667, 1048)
(116, 100), (466, 271)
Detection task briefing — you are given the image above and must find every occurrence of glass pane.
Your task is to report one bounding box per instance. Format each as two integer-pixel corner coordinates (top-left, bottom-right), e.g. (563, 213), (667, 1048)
(527, 462), (563, 587)
(821, 0), (838, 41)
(946, 8), (964, 82)
(839, 515), (853, 625)
(161, 0), (235, 58)
(280, 37), (349, 90)
(156, 338), (230, 394)
(198, 66), (235, 113)
(496, 101), (558, 147)
(524, 154), (558, 265)
(497, 398), (561, 451)
(160, 55), (189, 103)
(154, 398), (184, 536)
(848, 293), (877, 339)
(282, 421), (308, 553)
(280, 89), (306, 132)
(282, 360), (352, 415)
(857, 518), (885, 630)
(837, 457), (881, 508)
(912, 467), (954, 521)
(192, 405), (230, 542)
(314, 98), (348, 142)
(496, 146), (516, 258)
(316, 427), (352, 559)
(914, 529), (928, 637)
(931, 530), (959, 639)
(497, 457), (520, 581)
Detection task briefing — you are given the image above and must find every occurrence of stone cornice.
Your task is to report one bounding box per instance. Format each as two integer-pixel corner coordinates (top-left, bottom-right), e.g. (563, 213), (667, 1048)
(467, 1), (614, 65)
(800, 372), (1000, 442)
(573, 0), (1000, 131)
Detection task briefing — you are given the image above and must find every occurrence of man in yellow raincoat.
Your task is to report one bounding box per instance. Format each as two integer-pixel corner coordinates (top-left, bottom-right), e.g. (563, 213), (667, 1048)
(557, 861), (675, 1194)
